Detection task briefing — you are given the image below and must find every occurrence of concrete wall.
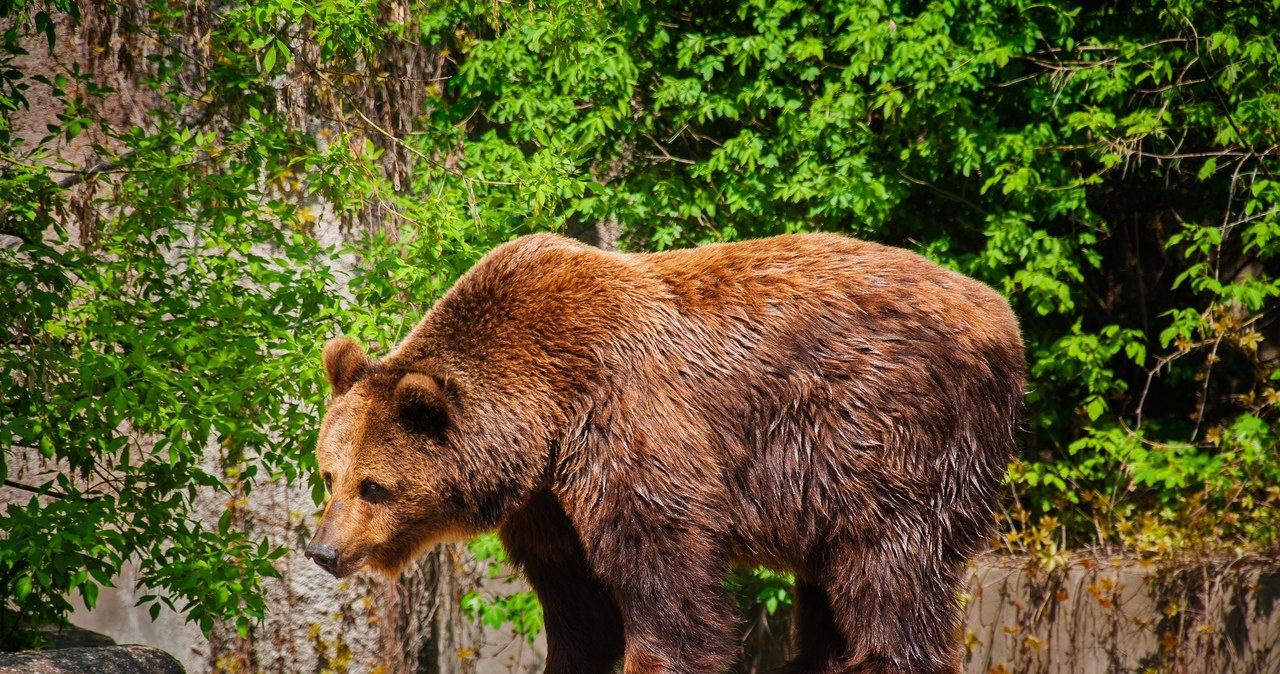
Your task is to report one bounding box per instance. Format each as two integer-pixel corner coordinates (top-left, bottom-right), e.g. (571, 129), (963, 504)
(69, 552), (1280, 674)
(964, 555), (1280, 674)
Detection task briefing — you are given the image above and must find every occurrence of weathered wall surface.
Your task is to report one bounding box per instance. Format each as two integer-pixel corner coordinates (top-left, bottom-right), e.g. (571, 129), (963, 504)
(69, 551), (1280, 674)
(965, 556), (1280, 674)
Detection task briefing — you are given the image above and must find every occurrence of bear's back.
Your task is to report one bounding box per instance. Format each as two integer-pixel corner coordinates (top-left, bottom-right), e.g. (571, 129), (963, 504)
(408, 232), (1022, 426)
(643, 233), (1017, 347)
(624, 235), (1022, 418)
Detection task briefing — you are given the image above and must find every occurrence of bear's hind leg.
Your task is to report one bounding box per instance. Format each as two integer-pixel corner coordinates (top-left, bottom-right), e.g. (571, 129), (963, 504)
(822, 537), (963, 674)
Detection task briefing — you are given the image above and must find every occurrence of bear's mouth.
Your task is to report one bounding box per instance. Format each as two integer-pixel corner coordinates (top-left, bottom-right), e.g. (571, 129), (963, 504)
(326, 552), (369, 579)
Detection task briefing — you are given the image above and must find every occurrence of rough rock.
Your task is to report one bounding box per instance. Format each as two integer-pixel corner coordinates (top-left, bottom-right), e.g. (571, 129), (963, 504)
(0, 645), (185, 674)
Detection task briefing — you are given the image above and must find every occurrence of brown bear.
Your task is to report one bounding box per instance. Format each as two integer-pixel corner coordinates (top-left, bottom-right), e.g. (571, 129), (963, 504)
(305, 232), (1024, 674)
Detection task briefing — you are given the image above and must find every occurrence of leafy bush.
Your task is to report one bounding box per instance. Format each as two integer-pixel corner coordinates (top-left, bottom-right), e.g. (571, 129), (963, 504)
(0, 0), (404, 649)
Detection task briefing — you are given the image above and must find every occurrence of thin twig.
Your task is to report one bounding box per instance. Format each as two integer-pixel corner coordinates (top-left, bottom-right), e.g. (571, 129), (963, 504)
(309, 65), (452, 84)
(1190, 334), (1223, 443)
(642, 133), (696, 165)
(1135, 336), (1215, 429)
(895, 168), (989, 216)
(643, 154), (695, 165)
(302, 59), (518, 187)
(1032, 38), (1191, 55)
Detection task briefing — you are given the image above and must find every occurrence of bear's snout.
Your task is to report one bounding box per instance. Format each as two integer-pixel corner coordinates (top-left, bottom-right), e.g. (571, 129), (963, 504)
(305, 543), (341, 576)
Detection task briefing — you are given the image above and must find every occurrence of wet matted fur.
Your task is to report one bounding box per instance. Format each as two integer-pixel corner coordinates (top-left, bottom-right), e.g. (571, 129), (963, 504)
(307, 233), (1025, 674)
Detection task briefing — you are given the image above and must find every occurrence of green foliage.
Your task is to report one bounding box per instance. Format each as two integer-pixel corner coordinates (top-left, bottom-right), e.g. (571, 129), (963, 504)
(0, 0), (406, 650)
(727, 567), (794, 616)
(461, 534), (545, 643)
(0, 0), (529, 649)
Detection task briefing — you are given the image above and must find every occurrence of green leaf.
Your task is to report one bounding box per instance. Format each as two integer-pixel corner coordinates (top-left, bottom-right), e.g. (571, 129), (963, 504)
(1197, 157), (1218, 181)
(262, 43), (277, 75)
(1084, 396), (1106, 421)
(82, 582), (99, 609)
(15, 576), (33, 603)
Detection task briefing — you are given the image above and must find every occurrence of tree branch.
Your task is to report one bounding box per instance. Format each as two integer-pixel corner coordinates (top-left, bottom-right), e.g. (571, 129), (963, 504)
(3, 479), (68, 500)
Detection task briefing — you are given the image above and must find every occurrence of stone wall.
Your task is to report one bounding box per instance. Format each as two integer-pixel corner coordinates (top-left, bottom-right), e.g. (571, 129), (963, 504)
(69, 552), (1280, 674)
(964, 555), (1280, 674)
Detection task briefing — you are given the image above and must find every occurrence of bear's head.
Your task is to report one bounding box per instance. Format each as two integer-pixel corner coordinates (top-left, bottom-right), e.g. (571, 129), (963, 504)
(304, 336), (479, 578)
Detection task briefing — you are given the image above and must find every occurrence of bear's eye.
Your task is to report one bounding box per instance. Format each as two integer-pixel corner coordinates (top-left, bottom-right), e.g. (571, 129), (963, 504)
(360, 480), (385, 501)
(322, 473), (332, 493)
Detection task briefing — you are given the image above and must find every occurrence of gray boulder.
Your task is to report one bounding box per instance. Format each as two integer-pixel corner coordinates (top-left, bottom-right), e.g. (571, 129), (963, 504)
(0, 645), (185, 674)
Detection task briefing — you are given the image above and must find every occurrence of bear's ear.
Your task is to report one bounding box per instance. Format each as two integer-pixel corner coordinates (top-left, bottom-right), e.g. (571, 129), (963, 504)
(393, 372), (451, 434)
(324, 337), (371, 396)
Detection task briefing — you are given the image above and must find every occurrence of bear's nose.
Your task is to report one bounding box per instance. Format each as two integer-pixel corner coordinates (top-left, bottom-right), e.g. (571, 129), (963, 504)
(305, 543), (340, 575)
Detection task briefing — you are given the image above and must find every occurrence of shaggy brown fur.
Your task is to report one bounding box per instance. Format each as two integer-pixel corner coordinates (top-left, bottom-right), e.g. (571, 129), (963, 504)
(306, 233), (1025, 674)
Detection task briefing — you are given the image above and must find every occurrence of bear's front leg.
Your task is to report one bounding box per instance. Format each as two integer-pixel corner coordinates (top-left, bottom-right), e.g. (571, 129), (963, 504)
(501, 490), (624, 674)
(585, 513), (739, 674)
(523, 556), (625, 674)
(563, 414), (740, 673)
